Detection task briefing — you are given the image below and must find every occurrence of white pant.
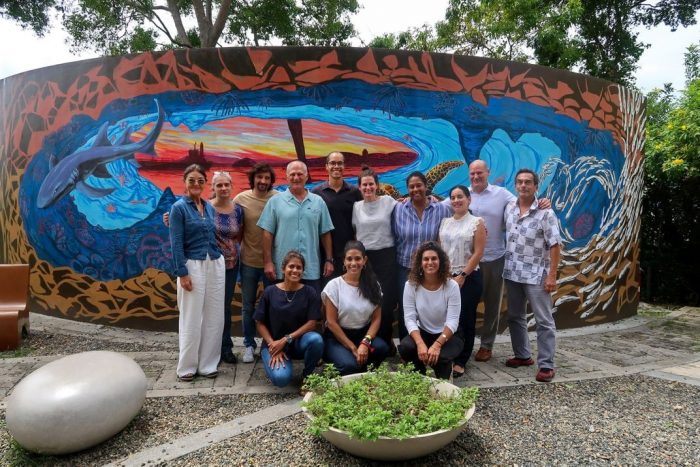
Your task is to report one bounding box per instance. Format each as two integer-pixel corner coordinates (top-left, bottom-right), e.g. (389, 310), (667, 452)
(176, 256), (225, 377)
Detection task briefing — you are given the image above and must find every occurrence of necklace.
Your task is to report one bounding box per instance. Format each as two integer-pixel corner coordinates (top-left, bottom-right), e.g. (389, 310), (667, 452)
(284, 289), (298, 303)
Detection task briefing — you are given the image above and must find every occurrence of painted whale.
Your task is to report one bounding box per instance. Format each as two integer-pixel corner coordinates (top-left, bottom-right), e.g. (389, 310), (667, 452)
(37, 99), (165, 208)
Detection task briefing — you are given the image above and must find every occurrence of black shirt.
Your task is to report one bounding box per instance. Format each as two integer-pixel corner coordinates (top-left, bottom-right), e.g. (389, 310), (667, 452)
(312, 181), (362, 260)
(253, 285), (322, 347)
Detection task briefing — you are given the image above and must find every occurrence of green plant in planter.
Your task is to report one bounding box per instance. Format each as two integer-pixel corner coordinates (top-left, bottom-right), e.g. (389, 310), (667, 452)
(302, 363), (479, 440)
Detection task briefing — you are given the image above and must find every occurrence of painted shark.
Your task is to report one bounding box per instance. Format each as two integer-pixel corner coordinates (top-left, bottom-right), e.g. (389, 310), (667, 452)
(37, 99), (165, 208)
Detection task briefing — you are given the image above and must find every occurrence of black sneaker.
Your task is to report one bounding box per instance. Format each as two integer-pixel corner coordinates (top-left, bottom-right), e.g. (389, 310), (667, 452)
(221, 351), (237, 364)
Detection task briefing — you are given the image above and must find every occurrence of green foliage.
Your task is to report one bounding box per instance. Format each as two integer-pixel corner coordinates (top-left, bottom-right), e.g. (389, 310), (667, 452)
(302, 364), (479, 441)
(0, 0), (56, 35)
(387, 0), (700, 85)
(285, 0), (359, 47)
(641, 44), (700, 305)
(59, 0), (359, 55)
(368, 25), (443, 52)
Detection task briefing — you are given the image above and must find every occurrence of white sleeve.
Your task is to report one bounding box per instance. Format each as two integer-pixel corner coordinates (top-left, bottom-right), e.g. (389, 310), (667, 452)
(402, 282), (419, 334)
(320, 278), (340, 308)
(444, 280), (462, 333)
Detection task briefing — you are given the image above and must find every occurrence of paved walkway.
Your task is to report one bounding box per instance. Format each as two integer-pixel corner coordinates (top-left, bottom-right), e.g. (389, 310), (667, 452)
(2, 306), (699, 465)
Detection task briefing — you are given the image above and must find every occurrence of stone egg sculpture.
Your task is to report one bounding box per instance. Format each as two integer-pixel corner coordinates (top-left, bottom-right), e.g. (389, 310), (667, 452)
(5, 351), (147, 455)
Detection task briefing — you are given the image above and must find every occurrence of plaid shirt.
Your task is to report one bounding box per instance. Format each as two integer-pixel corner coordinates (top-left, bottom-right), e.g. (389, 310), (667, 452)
(503, 198), (561, 285)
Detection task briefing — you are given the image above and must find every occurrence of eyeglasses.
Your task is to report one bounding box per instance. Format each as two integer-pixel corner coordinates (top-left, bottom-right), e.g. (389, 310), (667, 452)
(186, 178), (206, 185)
(327, 161), (344, 167)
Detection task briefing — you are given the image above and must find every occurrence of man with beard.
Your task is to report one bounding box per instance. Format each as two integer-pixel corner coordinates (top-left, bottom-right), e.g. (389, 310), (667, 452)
(233, 163), (278, 363)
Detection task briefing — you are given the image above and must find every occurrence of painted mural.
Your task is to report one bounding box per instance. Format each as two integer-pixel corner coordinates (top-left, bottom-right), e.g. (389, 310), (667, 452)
(0, 47), (644, 331)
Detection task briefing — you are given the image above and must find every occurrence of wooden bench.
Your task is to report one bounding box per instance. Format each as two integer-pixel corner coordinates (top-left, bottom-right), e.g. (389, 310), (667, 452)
(0, 264), (30, 351)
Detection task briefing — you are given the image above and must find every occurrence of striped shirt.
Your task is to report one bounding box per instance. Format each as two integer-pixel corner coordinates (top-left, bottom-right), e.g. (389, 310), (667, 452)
(392, 200), (452, 268)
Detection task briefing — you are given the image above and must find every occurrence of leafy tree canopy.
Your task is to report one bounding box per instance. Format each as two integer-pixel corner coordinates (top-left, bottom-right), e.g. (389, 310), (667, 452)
(0, 0), (56, 34)
(376, 0), (700, 86)
(645, 43), (700, 181)
(4, 0), (360, 56)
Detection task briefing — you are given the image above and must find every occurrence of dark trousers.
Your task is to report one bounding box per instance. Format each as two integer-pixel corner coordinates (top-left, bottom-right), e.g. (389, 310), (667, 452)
(398, 329), (464, 379)
(396, 266), (411, 339)
(454, 269), (483, 366)
(324, 326), (389, 375)
(366, 247), (398, 344)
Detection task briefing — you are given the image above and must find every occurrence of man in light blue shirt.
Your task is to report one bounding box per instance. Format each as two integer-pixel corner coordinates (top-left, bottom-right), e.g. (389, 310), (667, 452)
(468, 160), (516, 362)
(258, 161), (334, 294)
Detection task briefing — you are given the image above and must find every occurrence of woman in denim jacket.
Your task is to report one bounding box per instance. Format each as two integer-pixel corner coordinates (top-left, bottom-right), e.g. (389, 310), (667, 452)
(169, 164), (224, 382)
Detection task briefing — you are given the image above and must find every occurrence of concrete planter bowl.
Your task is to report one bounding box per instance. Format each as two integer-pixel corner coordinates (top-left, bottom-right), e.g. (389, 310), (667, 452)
(301, 372), (476, 461)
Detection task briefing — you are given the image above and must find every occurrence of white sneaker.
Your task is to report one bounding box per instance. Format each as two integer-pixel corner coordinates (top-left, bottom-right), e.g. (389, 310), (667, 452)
(243, 346), (255, 363)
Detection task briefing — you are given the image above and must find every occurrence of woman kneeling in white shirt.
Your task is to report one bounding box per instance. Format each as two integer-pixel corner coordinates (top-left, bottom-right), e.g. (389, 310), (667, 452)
(399, 241), (463, 379)
(322, 240), (389, 375)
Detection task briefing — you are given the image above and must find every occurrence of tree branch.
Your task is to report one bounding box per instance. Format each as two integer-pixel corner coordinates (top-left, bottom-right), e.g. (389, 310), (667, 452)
(167, 0), (192, 46)
(211, 0), (233, 45)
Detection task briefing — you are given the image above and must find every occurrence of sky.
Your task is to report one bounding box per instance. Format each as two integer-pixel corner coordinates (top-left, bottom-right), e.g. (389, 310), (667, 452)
(0, 0), (698, 92)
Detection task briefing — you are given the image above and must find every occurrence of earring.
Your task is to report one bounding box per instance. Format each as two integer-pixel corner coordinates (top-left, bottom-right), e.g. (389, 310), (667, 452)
(343, 265), (347, 272)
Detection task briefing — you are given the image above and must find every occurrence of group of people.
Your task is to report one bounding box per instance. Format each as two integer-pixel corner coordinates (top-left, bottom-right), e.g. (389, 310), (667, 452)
(168, 151), (561, 387)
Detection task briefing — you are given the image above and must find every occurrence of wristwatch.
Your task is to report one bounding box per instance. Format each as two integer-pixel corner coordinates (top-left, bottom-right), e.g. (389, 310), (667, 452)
(285, 334), (294, 345)
(459, 271), (468, 277)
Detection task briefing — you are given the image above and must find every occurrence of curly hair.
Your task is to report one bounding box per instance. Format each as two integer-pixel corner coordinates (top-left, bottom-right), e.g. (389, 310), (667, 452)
(246, 163), (276, 190)
(407, 241), (451, 286)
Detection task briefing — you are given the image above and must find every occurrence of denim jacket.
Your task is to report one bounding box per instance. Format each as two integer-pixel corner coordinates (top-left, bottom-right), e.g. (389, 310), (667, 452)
(169, 197), (221, 277)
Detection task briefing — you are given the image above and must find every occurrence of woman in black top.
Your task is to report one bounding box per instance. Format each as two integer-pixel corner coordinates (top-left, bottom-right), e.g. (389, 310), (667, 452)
(254, 250), (324, 387)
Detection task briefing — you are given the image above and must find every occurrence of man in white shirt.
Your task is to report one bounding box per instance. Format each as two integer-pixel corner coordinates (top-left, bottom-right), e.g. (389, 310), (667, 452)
(502, 168), (561, 382)
(468, 160), (516, 362)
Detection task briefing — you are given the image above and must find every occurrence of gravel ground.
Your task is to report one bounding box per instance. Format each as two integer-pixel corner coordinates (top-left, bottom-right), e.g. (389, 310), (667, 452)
(0, 330), (177, 357)
(169, 375), (700, 466)
(0, 394), (295, 466)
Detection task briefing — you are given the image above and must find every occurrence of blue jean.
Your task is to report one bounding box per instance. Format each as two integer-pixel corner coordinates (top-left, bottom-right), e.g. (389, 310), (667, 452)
(453, 269), (483, 367)
(260, 331), (324, 387)
(221, 265), (239, 354)
(324, 327), (390, 375)
(239, 262), (272, 349)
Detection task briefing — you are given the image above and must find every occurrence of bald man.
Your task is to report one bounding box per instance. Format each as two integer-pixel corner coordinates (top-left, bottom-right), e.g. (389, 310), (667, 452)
(257, 161), (334, 294)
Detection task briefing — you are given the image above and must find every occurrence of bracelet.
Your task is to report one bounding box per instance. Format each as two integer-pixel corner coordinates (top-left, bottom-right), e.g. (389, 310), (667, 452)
(324, 258), (334, 264)
(364, 334), (372, 342)
(359, 340), (375, 352)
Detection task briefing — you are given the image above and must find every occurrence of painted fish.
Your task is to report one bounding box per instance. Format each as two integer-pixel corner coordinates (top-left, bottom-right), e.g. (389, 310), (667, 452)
(37, 99), (164, 208)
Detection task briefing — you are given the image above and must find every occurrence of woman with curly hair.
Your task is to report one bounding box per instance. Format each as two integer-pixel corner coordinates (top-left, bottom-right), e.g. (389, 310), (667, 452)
(399, 241), (463, 379)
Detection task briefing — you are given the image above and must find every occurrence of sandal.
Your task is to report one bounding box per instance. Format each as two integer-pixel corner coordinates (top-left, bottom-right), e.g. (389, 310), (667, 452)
(200, 371), (218, 379)
(178, 373), (195, 382)
(452, 365), (465, 378)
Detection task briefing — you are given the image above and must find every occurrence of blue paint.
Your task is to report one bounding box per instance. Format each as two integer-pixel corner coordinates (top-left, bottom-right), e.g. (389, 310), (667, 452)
(20, 80), (626, 280)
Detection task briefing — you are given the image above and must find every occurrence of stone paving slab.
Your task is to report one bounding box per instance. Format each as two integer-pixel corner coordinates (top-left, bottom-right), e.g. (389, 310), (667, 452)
(3, 307), (700, 464)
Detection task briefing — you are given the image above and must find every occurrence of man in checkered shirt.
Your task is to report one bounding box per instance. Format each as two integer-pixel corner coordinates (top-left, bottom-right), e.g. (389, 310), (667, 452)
(502, 168), (561, 383)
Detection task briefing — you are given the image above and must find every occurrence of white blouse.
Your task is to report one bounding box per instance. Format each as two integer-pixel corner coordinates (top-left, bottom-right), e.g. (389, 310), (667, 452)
(352, 195), (397, 250)
(321, 276), (378, 330)
(439, 213), (483, 275)
(403, 280), (461, 335)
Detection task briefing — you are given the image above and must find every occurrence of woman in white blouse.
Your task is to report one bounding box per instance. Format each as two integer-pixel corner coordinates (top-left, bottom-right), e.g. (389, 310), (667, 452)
(322, 240), (389, 375)
(439, 185), (486, 378)
(399, 241), (463, 379)
(352, 165), (398, 352)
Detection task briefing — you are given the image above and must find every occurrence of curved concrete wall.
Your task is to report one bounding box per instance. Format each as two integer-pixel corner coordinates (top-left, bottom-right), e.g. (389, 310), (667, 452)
(0, 47), (643, 331)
